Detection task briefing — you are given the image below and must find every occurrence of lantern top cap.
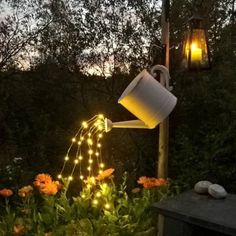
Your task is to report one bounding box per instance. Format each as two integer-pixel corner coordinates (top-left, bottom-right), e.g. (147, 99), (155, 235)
(189, 13), (203, 22)
(188, 13), (204, 29)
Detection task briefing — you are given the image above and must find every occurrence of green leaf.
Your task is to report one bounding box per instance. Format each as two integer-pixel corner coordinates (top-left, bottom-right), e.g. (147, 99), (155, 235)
(134, 227), (156, 236)
(78, 218), (93, 235)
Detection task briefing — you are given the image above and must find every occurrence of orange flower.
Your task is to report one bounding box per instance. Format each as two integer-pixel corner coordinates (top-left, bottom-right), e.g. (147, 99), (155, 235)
(0, 188), (13, 197)
(33, 173), (52, 187)
(137, 176), (149, 185)
(18, 185), (33, 198)
(143, 179), (158, 189)
(155, 178), (168, 186)
(39, 181), (59, 196)
(137, 176), (167, 189)
(13, 224), (26, 236)
(33, 173), (61, 196)
(96, 168), (115, 181)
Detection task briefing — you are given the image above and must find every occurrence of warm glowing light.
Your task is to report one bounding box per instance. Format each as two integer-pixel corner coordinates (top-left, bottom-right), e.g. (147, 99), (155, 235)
(90, 177), (96, 184)
(87, 138), (93, 145)
(190, 43), (202, 62)
(87, 184), (91, 188)
(82, 121), (88, 128)
(58, 174), (62, 179)
(98, 125), (103, 130)
(59, 115), (107, 185)
(81, 194), (86, 198)
(68, 176), (73, 181)
(182, 15), (210, 70)
(191, 43), (197, 50)
(88, 149), (93, 155)
(93, 199), (98, 205)
(104, 203), (110, 209)
(96, 192), (101, 197)
(99, 170), (103, 174)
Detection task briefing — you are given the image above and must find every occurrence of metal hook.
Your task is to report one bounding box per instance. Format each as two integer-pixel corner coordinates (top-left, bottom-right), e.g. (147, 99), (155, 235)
(150, 64), (173, 91)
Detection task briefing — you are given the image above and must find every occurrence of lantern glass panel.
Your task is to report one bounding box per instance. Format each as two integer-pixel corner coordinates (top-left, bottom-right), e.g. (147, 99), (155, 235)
(183, 29), (210, 70)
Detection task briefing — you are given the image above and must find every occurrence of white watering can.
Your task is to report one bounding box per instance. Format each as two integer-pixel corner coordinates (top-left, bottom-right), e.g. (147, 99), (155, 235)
(105, 65), (177, 132)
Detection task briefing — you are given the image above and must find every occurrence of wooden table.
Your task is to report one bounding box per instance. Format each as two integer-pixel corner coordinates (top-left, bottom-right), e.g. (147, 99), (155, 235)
(153, 190), (236, 236)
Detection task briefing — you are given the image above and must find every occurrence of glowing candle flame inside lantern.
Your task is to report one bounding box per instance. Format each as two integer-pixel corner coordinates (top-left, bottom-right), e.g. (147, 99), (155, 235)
(58, 114), (106, 184)
(190, 43), (202, 62)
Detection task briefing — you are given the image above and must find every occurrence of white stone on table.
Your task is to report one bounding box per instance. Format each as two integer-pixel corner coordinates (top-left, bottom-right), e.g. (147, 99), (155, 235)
(208, 184), (227, 199)
(194, 180), (213, 194)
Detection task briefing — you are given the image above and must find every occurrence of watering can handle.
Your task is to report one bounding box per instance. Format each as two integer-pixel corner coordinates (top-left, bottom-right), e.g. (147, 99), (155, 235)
(150, 65), (172, 91)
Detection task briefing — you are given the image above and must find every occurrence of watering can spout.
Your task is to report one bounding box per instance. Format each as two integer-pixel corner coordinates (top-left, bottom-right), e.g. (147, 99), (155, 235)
(105, 118), (153, 133)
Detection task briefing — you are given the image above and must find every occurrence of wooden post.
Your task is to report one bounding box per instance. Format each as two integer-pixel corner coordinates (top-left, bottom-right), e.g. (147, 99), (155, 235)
(158, 0), (170, 179)
(158, 1), (170, 236)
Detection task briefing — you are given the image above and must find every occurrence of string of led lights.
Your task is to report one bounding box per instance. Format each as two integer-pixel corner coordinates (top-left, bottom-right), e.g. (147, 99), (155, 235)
(58, 114), (106, 183)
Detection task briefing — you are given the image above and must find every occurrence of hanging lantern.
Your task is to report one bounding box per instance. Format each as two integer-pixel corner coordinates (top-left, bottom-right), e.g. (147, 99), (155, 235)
(182, 14), (211, 70)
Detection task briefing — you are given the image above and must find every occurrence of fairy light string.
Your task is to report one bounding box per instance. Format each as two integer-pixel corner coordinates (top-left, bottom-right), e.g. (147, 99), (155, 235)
(58, 114), (106, 185)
